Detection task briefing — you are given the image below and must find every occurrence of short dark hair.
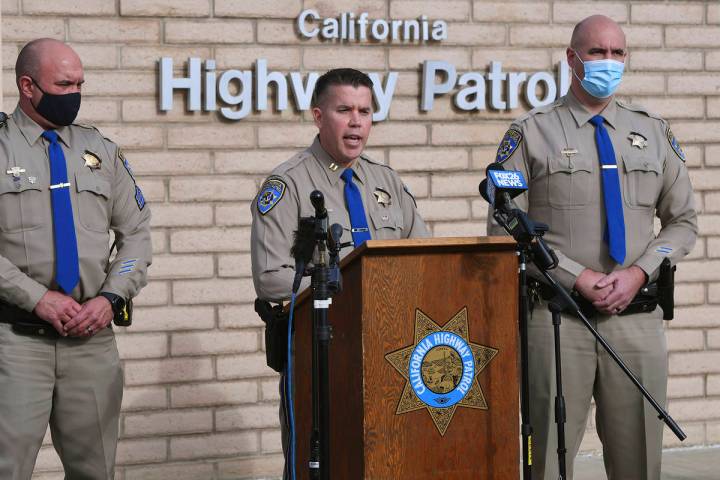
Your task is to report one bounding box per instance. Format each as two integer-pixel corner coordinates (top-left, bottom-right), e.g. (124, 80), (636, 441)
(311, 68), (373, 107)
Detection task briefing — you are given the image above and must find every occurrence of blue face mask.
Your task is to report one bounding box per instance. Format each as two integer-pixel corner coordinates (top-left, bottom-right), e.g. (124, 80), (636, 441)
(573, 51), (625, 99)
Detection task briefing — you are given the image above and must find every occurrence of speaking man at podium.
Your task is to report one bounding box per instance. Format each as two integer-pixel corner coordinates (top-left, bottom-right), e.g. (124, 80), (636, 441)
(250, 68), (428, 478)
(487, 15), (697, 480)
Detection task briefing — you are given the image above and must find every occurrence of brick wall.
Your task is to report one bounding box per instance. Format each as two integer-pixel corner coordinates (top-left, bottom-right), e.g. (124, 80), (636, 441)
(1, 1), (718, 478)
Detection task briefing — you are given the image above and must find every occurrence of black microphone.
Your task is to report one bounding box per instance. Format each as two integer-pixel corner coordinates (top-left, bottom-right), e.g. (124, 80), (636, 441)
(327, 223), (343, 252)
(310, 190), (327, 220)
(290, 217), (316, 293)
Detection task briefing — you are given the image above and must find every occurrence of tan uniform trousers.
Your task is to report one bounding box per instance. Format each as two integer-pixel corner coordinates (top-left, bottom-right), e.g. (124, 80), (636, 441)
(0, 323), (123, 480)
(529, 301), (667, 480)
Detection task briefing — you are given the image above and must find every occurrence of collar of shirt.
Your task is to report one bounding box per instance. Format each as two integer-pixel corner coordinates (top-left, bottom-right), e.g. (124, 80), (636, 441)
(309, 135), (368, 186)
(12, 104), (71, 148)
(565, 89), (619, 131)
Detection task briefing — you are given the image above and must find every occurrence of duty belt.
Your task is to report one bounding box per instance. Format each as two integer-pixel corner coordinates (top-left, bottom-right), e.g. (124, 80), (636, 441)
(0, 302), (60, 338)
(529, 278), (659, 319)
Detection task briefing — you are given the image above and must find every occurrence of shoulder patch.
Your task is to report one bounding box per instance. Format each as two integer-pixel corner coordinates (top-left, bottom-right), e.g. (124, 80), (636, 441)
(666, 127), (685, 162)
(134, 185), (146, 210)
(495, 128), (523, 164)
(257, 176), (287, 215)
(118, 149), (136, 180)
(117, 149), (146, 210)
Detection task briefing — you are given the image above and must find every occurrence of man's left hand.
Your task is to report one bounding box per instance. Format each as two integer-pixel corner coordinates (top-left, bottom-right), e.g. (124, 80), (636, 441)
(592, 266), (647, 315)
(62, 296), (113, 337)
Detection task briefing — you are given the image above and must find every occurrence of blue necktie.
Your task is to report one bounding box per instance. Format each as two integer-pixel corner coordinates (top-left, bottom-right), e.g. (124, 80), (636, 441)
(340, 168), (371, 247)
(42, 130), (80, 293)
(589, 115), (626, 264)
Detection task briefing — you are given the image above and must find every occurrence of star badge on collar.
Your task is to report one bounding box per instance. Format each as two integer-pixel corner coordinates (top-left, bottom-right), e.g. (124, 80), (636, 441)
(373, 188), (391, 207)
(628, 132), (648, 150)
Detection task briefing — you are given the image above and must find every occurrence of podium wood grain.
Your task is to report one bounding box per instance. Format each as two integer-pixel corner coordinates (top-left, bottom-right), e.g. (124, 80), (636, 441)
(293, 238), (519, 479)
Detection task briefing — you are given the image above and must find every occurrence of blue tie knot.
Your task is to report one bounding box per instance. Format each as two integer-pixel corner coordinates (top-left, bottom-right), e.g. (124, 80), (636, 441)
(589, 115), (605, 127)
(42, 130), (59, 143)
(340, 168), (354, 183)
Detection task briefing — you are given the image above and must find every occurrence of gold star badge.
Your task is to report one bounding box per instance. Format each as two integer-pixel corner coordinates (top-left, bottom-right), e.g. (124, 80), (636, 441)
(628, 132), (648, 150)
(83, 150), (102, 169)
(373, 188), (391, 207)
(385, 307), (498, 436)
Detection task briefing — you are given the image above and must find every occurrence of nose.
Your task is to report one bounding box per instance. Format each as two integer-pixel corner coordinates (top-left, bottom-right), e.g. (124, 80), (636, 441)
(348, 110), (360, 126)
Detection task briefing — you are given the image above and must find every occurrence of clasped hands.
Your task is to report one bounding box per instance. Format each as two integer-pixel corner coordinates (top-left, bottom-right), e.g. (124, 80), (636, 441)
(33, 291), (113, 337)
(574, 266), (647, 315)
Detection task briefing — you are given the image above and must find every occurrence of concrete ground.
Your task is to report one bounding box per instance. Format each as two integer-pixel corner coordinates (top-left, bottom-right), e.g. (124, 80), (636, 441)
(574, 446), (720, 480)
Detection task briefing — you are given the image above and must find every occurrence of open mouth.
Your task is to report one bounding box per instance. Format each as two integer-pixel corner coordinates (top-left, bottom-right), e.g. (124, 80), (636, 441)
(344, 134), (363, 144)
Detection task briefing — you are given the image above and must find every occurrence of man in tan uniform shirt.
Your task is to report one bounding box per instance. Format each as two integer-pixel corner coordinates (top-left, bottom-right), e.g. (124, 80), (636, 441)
(0, 39), (151, 479)
(251, 68), (428, 477)
(487, 16), (697, 480)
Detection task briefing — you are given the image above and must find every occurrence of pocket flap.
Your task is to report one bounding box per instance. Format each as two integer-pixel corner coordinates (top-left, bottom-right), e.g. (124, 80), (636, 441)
(622, 155), (661, 175)
(0, 176), (42, 194)
(369, 209), (403, 230)
(75, 172), (111, 198)
(548, 154), (593, 174)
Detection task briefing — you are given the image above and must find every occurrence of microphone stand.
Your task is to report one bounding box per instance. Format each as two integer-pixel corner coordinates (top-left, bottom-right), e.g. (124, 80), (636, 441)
(306, 191), (347, 480)
(491, 205), (686, 479)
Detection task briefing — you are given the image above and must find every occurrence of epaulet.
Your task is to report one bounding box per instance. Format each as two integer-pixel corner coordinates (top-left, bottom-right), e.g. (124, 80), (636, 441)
(515, 97), (564, 124)
(0, 112), (8, 128)
(360, 153), (393, 170)
(616, 100), (663, 121)
(269, 150), (309, 177)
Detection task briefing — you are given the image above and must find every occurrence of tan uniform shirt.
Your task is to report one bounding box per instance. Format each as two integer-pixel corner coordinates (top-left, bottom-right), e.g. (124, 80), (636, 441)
(0, 106), (152, 311)
(488, 91), (697, 290)
(252, 136), (429, 302)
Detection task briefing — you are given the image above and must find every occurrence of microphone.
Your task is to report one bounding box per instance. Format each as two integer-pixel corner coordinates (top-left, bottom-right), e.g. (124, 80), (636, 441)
(290, 217), (316, 293)
(479, 162), (528, 212)
(327, 223), (343, 253)
(310, 190), (327, 220)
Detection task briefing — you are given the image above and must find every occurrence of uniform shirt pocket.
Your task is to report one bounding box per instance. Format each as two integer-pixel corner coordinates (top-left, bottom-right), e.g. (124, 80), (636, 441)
(621, 155), (661, 208)
(0, 176), (45, 232)
(546, 154), (594, 209)
(75, 172), (111, 232)
(369, 208), (404, 238)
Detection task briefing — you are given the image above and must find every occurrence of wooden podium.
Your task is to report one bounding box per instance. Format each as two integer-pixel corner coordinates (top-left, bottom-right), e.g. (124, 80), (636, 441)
(293, 237), (519, 479)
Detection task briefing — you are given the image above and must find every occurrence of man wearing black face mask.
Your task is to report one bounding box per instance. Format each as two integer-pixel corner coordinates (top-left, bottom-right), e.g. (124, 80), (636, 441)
(0, 38), (152, 479)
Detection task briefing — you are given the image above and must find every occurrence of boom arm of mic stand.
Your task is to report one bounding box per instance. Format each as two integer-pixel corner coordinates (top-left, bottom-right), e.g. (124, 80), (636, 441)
(492, 205), (686, 441)
(536, 269), (686, 441)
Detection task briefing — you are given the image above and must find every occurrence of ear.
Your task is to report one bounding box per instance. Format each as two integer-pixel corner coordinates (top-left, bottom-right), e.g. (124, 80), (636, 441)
(312, 106), (323, 129)
(18, 76), (34, 99)
(566, 47), (577, 65)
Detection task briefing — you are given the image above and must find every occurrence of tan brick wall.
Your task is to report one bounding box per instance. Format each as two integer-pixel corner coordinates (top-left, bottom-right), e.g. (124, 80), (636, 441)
(1, 1), (719, 478)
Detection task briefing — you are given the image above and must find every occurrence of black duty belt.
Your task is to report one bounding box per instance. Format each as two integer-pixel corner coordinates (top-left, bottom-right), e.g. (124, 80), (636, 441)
(0, 303), (60, 338)
(529, 278), (659, 319)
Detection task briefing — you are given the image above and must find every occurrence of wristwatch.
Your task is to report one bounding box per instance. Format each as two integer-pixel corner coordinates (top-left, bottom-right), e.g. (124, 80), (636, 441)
(100, 292), (126, 315)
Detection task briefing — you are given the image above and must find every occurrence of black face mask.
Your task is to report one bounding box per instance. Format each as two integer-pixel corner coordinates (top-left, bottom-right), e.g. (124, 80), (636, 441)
(30, 78), (81, 126)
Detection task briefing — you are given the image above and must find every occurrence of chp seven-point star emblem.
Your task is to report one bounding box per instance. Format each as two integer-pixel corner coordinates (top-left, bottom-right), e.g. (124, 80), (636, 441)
(385, 307), (498, 436)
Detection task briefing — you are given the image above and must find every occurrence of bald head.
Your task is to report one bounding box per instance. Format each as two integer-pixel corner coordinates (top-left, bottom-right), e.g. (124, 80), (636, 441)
(15, 38), (84, 129)
(570, 15), (626, 51)
(15, 38), (82, 87)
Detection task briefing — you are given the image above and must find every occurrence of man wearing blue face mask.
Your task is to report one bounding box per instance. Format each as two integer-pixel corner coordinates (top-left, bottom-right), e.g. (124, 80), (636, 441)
(488, 15), (697, 480)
